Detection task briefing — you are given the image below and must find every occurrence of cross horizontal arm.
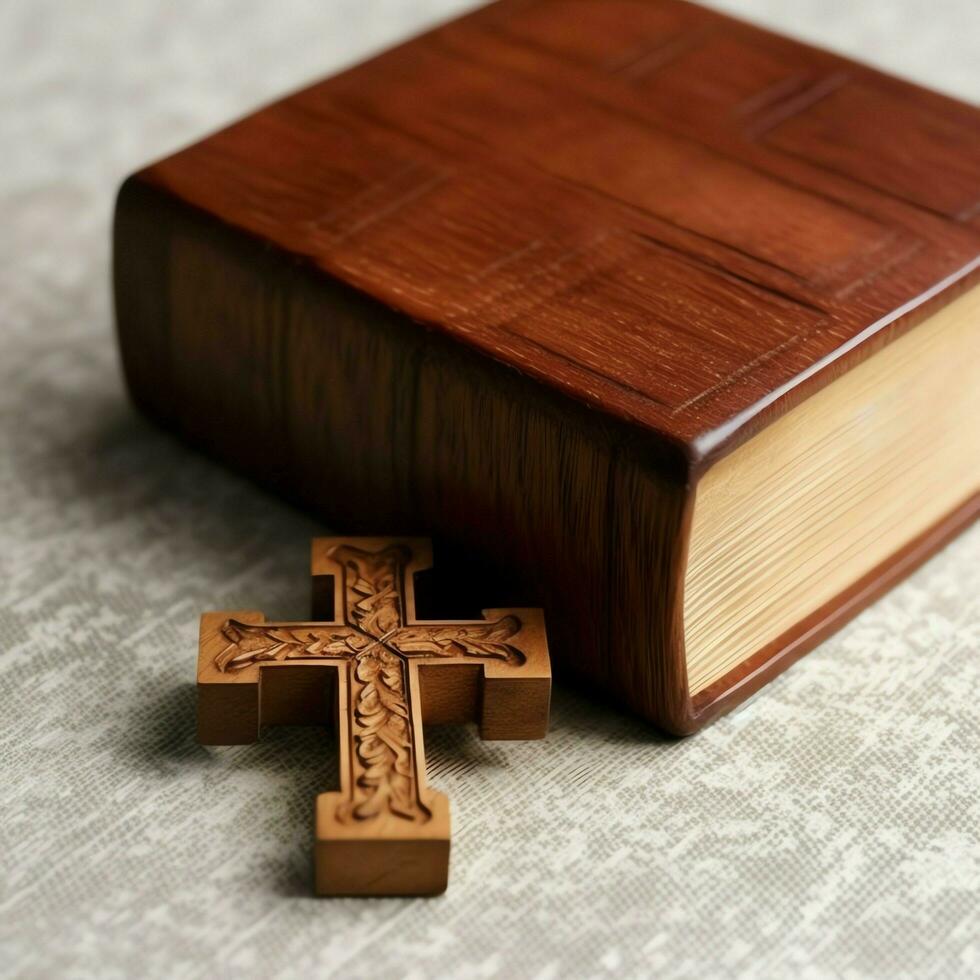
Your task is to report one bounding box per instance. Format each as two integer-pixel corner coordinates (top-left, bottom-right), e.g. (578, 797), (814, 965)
(214, 619), (367, 671)
(388, 616), (524, 662)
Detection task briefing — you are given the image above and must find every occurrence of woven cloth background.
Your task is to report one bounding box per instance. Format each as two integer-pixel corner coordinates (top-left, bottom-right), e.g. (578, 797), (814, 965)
(1, 2), (978, 977)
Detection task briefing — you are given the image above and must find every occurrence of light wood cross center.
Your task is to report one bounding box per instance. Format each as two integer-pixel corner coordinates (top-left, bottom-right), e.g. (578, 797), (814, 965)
(197, 537), (551, 896)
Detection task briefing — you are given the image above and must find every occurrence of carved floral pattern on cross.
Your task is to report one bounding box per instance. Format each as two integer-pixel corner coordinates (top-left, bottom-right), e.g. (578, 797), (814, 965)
(214, 545), (523, 823)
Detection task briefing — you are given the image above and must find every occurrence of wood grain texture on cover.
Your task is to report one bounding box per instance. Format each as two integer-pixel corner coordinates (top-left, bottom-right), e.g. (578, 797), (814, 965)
(198, 537), (550, 896)
(115, 0), (980, 732)
(126, 0), (980, 459)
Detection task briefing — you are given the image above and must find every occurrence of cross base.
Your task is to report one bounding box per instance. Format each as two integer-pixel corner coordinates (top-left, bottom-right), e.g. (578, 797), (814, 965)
(315, 791), (451, 896)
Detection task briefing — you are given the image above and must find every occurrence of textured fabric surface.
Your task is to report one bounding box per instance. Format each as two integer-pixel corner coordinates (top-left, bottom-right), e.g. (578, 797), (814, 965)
(1, 2), (978, 978)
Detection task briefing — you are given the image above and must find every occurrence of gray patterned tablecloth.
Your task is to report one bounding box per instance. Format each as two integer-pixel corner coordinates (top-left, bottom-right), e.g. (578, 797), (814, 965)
(1, 2), (978, 977)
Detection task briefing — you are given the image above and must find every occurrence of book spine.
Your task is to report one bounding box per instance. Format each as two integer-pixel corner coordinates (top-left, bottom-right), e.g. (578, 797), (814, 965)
(113, 177), (696, 732)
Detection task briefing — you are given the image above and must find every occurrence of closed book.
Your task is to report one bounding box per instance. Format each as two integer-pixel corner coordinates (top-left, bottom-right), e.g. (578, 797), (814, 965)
(113, 0), (980, 733)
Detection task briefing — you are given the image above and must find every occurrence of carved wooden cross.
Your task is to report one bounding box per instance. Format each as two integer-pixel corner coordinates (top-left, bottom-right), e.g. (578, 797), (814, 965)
(196, 537), (550, 896)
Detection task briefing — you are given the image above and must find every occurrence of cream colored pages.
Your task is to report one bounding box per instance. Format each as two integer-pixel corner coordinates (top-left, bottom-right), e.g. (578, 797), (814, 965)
(685, 285), (980, 695)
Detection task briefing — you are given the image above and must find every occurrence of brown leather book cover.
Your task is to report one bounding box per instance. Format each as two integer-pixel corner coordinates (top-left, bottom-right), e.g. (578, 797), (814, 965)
(113, 0), (980, 733)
